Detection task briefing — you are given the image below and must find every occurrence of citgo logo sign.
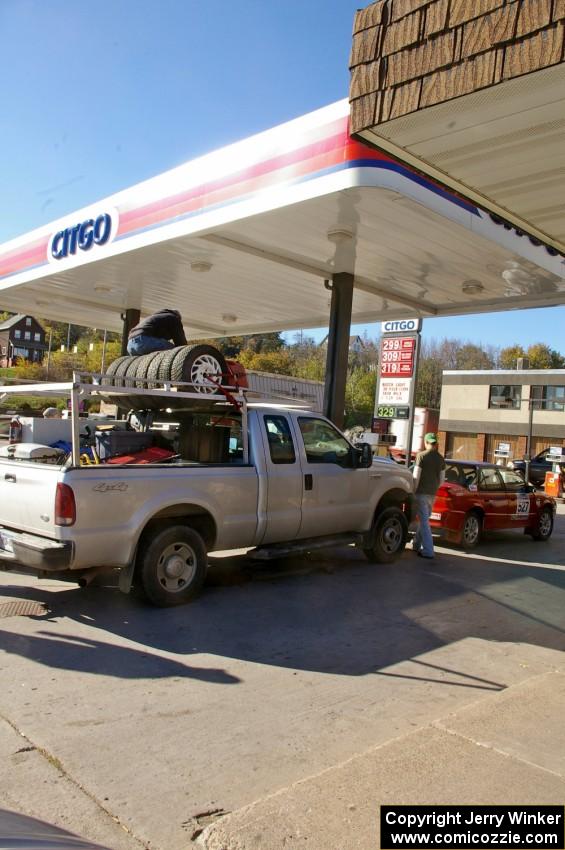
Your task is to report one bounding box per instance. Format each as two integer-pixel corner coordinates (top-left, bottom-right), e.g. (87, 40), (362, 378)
(48, 210), (118, 262)
(381, 318), (422, 334)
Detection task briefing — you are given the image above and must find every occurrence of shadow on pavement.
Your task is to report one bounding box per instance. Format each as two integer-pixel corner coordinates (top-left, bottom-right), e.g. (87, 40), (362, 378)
(0, 517), (564, 681)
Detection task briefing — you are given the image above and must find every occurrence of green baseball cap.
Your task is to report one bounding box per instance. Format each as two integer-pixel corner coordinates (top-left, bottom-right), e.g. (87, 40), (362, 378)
(424, 432), (438, 443)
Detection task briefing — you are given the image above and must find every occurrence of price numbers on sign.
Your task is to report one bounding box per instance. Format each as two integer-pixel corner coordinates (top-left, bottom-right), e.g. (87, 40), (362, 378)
(380, 336), (416, 377)
(376, 405), (410, 419)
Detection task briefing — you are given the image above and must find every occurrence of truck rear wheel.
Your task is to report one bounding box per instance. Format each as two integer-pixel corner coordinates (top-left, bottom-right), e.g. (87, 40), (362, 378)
(138, 524), (207, 607)
(363, 507), (408, 563)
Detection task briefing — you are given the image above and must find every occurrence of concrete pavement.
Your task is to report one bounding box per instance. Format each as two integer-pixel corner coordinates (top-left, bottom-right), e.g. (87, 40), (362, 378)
(0, 508), (564, 850)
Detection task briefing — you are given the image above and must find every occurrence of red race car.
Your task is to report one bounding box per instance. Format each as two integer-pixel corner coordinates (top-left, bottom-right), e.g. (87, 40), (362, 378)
(429, 460), (556, 548)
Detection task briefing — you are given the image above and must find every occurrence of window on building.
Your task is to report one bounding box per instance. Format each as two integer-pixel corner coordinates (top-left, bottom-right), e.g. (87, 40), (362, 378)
(489, 385), (521, 409)
(25, 317), (31, 326)
(24, 331), (31, 340)
(34, 332), (41, 341)
(446, 433), (478, 460)
(14, 329), (21, 339)
(1, 347), (6, 355)
(531, 385), (565, 412)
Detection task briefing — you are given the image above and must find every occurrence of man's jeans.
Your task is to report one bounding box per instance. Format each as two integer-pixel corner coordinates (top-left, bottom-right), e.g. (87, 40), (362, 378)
(413, 493), (435, 557)
(127, 335), (174, 356)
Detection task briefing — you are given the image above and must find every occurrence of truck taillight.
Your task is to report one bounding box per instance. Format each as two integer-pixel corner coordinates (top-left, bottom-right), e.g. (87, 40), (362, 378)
(55, 483), (76, 526)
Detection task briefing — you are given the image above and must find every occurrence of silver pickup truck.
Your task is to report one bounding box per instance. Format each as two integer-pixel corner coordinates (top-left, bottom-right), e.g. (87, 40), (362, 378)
(0, 378), (413, 606)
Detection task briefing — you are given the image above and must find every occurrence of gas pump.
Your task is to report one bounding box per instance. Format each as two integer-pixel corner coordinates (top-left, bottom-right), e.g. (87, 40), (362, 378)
(493, 441), (512, 467)
(362, 418), (397, 458)
(544, 446), (565, 498)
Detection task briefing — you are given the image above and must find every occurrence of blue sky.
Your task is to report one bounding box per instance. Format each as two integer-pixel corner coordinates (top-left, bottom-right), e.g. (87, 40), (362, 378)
(1, 0), (563, 351)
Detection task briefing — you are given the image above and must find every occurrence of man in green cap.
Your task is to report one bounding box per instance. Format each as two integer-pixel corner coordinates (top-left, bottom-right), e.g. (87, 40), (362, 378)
(412, 433), (445, 559)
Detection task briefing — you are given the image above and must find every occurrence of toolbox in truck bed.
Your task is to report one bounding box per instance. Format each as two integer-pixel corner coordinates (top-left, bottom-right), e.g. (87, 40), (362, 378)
(95, 429), (152, 459)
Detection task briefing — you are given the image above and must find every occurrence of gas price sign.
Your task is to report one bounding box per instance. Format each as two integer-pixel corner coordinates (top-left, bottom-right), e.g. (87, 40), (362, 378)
(380, 336), (416, 377)
(376, 405), (410, 419)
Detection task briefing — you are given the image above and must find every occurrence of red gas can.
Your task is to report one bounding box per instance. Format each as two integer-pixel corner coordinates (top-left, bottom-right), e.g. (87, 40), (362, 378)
(8, 416), (22, 444)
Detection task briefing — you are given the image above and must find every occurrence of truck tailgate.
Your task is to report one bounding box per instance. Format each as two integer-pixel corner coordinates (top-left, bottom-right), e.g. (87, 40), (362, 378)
(0, 460), (62, 537)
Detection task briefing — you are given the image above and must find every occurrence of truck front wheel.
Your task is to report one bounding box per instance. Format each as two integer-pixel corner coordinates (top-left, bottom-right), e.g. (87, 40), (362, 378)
(363, 507), (408, 564)
(138, 525), (207, 606)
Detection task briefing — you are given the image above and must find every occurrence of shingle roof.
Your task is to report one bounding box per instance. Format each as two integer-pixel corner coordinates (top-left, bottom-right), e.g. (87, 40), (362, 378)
(0, 314), (26, 330)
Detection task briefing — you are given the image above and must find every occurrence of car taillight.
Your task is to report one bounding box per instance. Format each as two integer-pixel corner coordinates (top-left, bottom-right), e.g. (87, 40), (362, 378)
(55, 483), (76, 526)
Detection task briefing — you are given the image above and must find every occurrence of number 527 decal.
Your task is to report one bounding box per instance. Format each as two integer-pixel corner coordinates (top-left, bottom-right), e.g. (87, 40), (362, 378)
(515, 495), (530, 516)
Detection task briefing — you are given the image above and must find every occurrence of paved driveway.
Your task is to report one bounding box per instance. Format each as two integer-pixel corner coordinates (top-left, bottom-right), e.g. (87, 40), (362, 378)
(1, 510), (564, 849)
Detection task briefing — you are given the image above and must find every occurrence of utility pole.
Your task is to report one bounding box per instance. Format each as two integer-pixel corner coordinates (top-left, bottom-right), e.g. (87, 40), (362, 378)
(100, 329), (108, 374)
(524, 387), (541, 484)
(45, 329), (52, 379)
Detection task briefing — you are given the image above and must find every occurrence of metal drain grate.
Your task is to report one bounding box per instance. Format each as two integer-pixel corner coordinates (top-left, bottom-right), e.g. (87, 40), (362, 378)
(0, 600), (49, 619)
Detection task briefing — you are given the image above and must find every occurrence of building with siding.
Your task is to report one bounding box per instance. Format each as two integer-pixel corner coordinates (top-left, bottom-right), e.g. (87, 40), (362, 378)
(438, 369), (565, 462)
(0, 314), (48, 367)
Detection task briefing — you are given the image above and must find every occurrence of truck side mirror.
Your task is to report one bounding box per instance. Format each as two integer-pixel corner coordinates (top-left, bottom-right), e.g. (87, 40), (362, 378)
(355, 442), (373, 468)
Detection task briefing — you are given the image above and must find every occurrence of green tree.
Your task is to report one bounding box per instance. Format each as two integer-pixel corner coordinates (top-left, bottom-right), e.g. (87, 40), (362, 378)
(527, 343), (565, 369)
(344, 368), (377, 427)
(237, 349), (294, 374)
(455, 343), (494, 370)
(498, 344), (525, 369)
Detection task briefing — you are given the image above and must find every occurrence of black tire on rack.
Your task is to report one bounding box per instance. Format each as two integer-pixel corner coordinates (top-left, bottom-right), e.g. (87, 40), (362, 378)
(170, 345), (227, 394)
(145, 350), (170, 388)
(123, 357), (142, 388)
(112, 356), (136, 388)
(103, 355), (130, 386)
(157, 347), (185, 382)
(132, 353), (159, 386)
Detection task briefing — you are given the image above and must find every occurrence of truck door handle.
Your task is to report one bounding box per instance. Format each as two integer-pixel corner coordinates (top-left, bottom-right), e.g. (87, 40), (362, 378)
(4, 474), (16, 483)
(304, 473), (313, 491)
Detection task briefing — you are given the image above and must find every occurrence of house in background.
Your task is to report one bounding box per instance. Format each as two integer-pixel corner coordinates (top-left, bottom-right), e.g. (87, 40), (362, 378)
(0, 314), (48, 367)
(319, 334), (366, 354)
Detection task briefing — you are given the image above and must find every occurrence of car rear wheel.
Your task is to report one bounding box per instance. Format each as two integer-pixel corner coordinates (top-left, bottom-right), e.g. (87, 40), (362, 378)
(460, 511), (482, 549)
(531, 506), (553, 542)
(363, 507), (408, 563)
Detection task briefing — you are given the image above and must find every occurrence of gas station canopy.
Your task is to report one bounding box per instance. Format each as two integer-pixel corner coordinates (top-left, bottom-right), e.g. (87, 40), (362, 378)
(0, 99), (563, 338)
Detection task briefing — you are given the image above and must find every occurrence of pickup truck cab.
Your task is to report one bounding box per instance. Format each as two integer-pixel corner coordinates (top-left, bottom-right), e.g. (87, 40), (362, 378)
(0, 377), (414, 606)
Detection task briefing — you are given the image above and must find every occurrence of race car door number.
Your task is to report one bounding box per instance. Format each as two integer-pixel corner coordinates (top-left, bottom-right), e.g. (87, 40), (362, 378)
(515, 495), (530, 517)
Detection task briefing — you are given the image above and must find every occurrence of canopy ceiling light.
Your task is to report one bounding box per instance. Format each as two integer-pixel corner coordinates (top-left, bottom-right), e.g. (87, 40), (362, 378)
(190, 260), (213, 273)
(326, 228), (353, 244)
(461, 279), (485, 295)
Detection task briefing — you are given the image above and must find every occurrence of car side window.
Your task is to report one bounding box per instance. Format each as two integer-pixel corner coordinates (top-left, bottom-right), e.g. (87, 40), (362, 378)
(499, 468), (527, 491)
(298, 417), (351, 466)
(264, 415), (296, 464)
(478, 467), (504, 491)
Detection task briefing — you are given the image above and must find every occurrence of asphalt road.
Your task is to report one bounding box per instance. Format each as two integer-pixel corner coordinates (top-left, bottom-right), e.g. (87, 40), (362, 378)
(0, 512), (564, 849)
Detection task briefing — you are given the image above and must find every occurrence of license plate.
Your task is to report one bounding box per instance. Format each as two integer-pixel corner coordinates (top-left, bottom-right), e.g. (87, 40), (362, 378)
(430, 512), (441, 521)
(0, 532), (14, 553)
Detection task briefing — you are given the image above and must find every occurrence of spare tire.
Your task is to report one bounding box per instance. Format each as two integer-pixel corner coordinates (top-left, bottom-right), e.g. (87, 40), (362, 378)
(157, 347), (184, 382)
(145, 350), (171, 388)
(103, 355), (131, 386)
(131, 352), (160, 385)
(170, 345), (228, 394)
(112, 356), (137, 388)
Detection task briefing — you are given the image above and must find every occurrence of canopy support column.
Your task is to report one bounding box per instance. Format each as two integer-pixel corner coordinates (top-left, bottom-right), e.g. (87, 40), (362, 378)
(121, 308), (140, 355)
(323, 272), (353, 429)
